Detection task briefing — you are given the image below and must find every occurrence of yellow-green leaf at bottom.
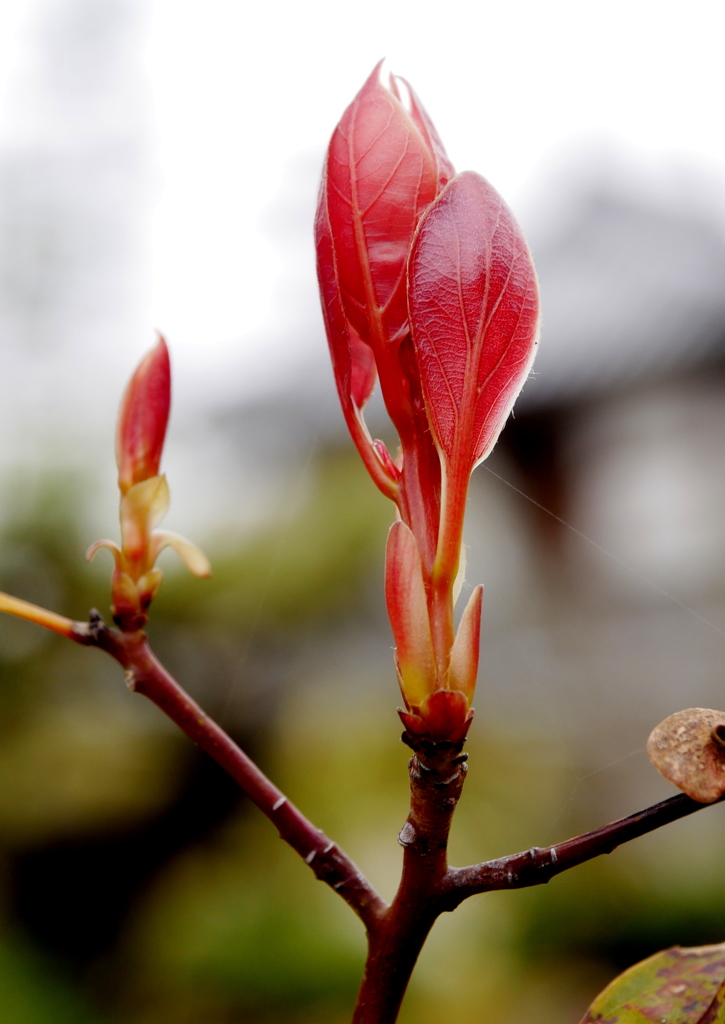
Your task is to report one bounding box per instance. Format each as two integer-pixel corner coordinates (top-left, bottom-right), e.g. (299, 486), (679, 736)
(580, 942), (725, 1023)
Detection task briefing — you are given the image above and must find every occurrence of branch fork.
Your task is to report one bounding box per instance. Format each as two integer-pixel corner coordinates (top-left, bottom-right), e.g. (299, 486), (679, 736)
(1, 592), (723, 1021)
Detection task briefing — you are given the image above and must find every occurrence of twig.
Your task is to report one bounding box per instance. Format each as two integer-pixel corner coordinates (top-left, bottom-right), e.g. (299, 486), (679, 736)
(352, 743), (468, 1024)
(4, 591), (724, 1024)
(444, 791), (725, 905)
(67, 610), (387, 931)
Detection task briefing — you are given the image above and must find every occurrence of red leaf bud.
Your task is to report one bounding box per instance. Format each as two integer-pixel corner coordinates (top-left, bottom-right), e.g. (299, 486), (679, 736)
(319, 70), (540, 745)
(373, 440), (400, 481)
(89, 336), (209, 630)
(116, 336), (171, 494)
(399, 690), (473, 744)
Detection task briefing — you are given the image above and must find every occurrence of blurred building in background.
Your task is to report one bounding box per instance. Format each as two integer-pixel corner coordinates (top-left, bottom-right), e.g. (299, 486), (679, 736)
(2, 2), (725, 1023)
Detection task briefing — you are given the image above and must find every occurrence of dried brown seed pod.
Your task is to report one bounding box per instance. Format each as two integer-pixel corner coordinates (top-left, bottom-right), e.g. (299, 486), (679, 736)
(647, 708), (725, 804)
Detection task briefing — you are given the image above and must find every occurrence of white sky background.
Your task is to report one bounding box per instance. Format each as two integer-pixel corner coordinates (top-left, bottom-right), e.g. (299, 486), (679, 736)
(0, 0), (724, 399)
(0, 0), (724, 537)
(143, 0), (725, 391)
(1, 0), (725, 781)
(150, 0), (724, 393)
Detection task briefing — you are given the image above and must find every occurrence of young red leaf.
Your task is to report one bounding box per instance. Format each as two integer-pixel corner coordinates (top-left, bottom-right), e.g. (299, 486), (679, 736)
(315, 202), (377, 412)
(397, 76), (455, 187)
(408, 171), (539, 473)
(315, 199), (397, 500)
(349, 328), (377, 409)
(315, 63), (454, 499)
(320, 62), (451, 358)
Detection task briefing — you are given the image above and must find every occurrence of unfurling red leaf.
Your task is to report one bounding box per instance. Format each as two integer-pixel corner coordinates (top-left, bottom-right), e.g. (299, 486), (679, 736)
(385, 520), (436, 708)
(349, 329), (377, 409)
(315, 202), (377, 412)
(647, 708), (725, 803)
(317, 68), (538, 727)
(398, 76), (455, 187)
(448, 585), (482, 702)
(119, 475), (170, 562)
(136, 567), (164, 606)
(109, 570), (141, 621)
(408, 171), (539, 472)
(86, 538), (123, 571)
(579, 942), (725, 1023)
(149, 530), (212, 579)
(315, 63), (454, 502)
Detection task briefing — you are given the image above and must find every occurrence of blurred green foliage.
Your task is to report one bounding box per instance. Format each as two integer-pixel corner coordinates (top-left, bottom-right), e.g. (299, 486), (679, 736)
(0, 451), (724, 1023)
(0, 931), (102, 1024)
(157, 450), (392, 632)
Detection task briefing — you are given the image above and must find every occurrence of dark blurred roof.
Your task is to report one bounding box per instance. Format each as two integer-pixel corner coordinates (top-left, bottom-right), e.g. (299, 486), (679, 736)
(521, 180), (725, 409)
(226, 162), (725, 456)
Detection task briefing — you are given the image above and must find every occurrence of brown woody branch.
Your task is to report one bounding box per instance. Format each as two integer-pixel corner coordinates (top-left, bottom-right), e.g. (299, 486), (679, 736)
(3, 593), (724, 1024)
(351, 749), (725, 1021)
(70, 611), (387, 932)
(352, 741), (469, 1023)
(444, 790), (725, 907)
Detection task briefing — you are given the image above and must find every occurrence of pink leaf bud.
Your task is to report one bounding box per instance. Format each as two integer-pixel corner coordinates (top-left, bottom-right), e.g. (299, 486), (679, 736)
(116, 336), (171, 494)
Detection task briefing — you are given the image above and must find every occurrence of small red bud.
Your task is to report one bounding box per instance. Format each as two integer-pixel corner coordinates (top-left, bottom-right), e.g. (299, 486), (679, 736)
(399, 690), (473, 744)
(373, 440), (400, 481)
(116, 336), (171, 494)
(89, 336), (209, 630)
